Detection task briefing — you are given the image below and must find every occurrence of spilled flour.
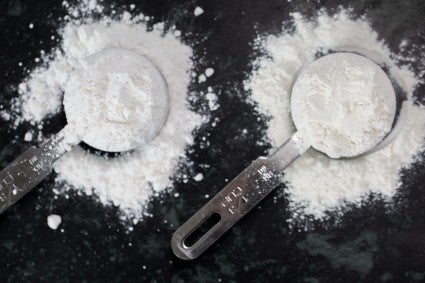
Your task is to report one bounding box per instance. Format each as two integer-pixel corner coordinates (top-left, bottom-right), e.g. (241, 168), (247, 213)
(247, 10), (425, 221)
(4, 2), (425, 227)
(6, 1), (208, 222)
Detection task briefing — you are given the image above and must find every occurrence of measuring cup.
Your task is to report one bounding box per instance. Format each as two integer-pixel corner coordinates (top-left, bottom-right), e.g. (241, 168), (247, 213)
(0, 48), (169, 214)
(171, 52), (407, 260)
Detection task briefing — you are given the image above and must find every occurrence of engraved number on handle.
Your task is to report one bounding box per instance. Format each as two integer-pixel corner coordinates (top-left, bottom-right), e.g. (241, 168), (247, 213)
(220, 186), (249, 215)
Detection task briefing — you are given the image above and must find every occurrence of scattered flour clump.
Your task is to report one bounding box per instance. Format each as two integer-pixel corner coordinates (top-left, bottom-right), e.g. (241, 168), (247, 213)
(194, 7), (204, 17)
(47, 214), (62, 230)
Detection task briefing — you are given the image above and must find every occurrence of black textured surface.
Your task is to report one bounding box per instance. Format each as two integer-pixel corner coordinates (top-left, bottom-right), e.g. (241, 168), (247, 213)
(1, 0), (425, 282)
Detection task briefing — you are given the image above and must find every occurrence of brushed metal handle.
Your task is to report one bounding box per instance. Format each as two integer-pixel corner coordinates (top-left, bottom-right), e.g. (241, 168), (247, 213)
(172, 135), (307, 260)
(0, 128), (76, 214)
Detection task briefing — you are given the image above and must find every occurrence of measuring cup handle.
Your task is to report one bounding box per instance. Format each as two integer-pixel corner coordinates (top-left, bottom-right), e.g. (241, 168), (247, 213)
(0, 130), (75, 214)
(171, 135), (306, 260)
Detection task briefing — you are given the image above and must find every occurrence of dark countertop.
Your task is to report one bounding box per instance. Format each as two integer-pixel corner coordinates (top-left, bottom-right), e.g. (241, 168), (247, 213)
(1, 0), (425, 282)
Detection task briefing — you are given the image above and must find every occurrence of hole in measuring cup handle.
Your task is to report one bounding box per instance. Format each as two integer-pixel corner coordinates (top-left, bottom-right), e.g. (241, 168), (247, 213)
(183, 212), (221, 248)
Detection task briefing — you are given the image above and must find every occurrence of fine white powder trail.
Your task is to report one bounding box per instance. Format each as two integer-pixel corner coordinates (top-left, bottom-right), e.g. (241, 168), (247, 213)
(247, 10), (425, 221)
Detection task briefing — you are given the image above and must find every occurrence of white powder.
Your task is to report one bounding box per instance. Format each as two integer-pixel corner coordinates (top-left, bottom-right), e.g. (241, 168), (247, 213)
(206, 92), (219, 111)
(24, 131), (33, 142)
(198, 74), (207, 83)
(205, 68), (214, 77)
(193, 173), (204, 182)
(247, 10), (425, 220)
(194, 7), (204, 17)
(47, 214), (62, 230)
(291, 53), (396, 158)
(11, 2), (203, 221)
(64, 48), (169, 152)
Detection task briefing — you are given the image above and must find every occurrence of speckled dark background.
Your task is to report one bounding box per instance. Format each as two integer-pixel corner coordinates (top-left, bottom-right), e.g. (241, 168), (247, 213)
(1, 0), (425, 282)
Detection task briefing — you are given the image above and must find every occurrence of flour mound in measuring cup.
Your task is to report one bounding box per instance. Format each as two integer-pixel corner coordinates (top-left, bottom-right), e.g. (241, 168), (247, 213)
(64, 48), (168, 152)
(291, 53), (396, 158)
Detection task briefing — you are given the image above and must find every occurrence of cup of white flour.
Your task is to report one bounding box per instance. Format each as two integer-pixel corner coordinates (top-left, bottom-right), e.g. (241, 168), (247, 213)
(172, 51), (401, 260)
(64, 48), (170, 152)
(291, 52), (397, 158)
(0, 48), (171, 215)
